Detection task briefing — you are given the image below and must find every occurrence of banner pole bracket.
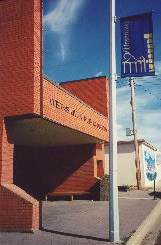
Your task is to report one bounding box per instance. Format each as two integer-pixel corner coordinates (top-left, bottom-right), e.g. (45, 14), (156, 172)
(112, 16), (117, 23)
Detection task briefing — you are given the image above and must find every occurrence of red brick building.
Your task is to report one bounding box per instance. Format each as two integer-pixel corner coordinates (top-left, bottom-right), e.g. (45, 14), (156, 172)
(0, 0), (109, 232)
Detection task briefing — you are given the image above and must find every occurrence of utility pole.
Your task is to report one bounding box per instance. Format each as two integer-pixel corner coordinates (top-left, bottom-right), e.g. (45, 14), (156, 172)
(130, 77), (141, 189)
(109, 0), (120, 242)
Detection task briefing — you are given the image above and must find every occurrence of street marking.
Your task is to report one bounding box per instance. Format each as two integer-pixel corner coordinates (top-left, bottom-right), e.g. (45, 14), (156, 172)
(119, 197), (154, 200)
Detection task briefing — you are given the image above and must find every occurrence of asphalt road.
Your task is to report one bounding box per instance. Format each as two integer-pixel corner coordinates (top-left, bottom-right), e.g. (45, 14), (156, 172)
(0, 190), (158, 245)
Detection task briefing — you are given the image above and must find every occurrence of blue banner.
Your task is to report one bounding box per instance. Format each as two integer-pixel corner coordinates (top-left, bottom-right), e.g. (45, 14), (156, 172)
(120, 13), (155, 77)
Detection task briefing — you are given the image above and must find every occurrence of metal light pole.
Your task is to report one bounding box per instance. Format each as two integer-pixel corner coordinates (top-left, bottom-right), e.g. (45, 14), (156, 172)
(109, 0), (120, 242)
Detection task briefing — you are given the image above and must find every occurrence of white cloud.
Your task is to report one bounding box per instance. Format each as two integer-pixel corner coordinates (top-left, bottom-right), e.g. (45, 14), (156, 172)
(157, 146), (161, 164)
(138, 126), (161, 145)
(117, 124), (123, 130)
(117, 123), (131, 141)
(58, 39), (68, 61)
(43, 0), (84, 34)
(134, 64), (161, 103)
(43, 0), (85, 61)
(95, 71), (103, 77)
(135, 93), (154, 111)
(116, 86), (132, 140)
(117, 86), (131, 120)
(139, 110), (161, 127)
(155, 60), (161, 75)
(137, 110), (161, 147)
(116, 80), (161, 149)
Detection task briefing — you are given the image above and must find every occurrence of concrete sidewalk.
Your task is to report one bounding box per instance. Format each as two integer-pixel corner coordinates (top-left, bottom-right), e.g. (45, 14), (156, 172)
(0, 190), (159, 245)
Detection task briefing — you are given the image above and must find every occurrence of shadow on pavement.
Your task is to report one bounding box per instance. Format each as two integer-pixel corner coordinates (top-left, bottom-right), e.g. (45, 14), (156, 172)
(41, 228), (109, 242)
(149, 191), (161, 199)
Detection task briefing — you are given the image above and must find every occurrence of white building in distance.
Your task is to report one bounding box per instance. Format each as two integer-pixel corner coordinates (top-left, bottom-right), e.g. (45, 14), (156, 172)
(105, 139), (161, 189)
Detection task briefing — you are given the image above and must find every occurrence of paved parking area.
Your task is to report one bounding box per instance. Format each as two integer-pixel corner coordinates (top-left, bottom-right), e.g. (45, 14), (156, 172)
(0, 190), (158, 245)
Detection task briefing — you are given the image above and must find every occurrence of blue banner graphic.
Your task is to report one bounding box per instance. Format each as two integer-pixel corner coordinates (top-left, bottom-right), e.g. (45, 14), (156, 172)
(144, 150), (157, 181)
(120, 13), (155, 77)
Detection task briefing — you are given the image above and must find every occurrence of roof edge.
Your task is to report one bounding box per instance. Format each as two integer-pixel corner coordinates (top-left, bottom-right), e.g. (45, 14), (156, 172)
(59, 75), (107, 85)
(105, 139), (157, 151)
(43, 75), (108, 120)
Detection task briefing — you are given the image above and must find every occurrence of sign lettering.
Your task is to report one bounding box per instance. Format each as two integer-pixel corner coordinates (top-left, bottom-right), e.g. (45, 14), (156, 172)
(49, 98), (108, 132)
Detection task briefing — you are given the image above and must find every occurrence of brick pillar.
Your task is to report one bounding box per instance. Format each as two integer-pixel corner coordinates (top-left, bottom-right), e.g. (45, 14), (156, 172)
(0, 0), (42, 232)
(0, 184), (40, 232)
(0, 118), (40, 232)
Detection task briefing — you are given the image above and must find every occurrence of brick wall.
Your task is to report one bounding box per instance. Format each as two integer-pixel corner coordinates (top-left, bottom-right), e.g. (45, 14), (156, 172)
(0, 0), (42, 117)
(0, 184), (39, 232)
(0, 0), (42, 232)
(14, 144), (104, 199)
(60, 78), (108, 177)
(60, 77), (109, 117)
(0, 118), (14, 184)
(43, 78), (108, 142)
(0, 0), (108, 232)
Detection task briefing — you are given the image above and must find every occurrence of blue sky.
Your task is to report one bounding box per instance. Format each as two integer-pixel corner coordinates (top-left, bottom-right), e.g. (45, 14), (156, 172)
(43, 0), (161, 159)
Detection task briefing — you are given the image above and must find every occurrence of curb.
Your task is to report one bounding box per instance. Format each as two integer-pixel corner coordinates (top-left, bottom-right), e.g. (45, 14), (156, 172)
(126, 200), (161, 245)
